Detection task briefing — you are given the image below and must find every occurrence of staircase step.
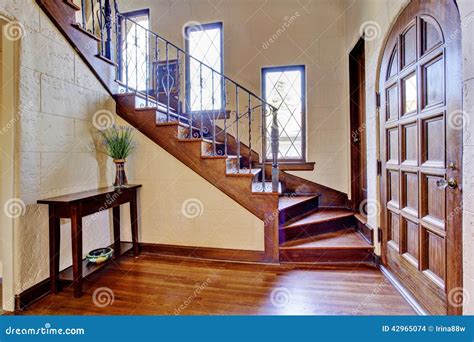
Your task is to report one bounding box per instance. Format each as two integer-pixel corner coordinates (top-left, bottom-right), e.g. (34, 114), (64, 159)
(281, 229), (371, 249)
(278, 195), (319, 225)
(279, 208), (356, 244)
(284, 208), (355, 228)
(279, 229), (374, 263)
(252, 182), (282, 194)
(226, 168), (261, 177)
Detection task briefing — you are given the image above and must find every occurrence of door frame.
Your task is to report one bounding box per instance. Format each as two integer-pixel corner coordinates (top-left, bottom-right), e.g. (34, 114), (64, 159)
(349, 37), (367, 210)
(375, 0), (463, 315)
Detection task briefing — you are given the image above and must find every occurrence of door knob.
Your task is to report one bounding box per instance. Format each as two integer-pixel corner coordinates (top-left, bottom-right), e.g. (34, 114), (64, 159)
(436, 178), (458, 190)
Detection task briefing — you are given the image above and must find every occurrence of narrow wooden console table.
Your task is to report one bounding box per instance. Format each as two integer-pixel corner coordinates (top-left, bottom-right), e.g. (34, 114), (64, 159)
(38, 184), (142, 298)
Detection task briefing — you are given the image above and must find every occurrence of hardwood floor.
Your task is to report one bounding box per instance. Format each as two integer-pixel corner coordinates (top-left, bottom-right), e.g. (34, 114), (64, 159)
(18, 254), (415, 315)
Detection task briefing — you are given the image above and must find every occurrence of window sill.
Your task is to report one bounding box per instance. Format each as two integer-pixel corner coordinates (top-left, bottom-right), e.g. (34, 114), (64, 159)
(257, 161), (315, 171)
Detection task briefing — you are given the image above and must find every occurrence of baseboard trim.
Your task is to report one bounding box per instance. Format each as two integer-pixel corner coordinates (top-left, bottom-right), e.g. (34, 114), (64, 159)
(15, 278), (51, 311)
(140, 243), (266, 263)
(380, 265), (428, 315)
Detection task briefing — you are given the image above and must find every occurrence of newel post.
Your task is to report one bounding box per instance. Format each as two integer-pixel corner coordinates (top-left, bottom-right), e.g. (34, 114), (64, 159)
(271, 108), (279, 193)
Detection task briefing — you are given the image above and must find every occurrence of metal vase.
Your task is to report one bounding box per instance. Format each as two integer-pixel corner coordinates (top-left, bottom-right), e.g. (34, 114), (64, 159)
(113, 159), (128, 187)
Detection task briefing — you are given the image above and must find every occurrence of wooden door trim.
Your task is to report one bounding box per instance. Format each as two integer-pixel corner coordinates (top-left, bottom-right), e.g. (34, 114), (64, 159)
(376, 0), (463, 315)
(349, 38), (367, 210)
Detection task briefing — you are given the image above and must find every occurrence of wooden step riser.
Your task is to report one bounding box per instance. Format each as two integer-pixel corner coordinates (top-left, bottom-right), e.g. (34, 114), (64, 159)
(226, 158), (239, 170)
(201, 141), (226, 156)
(177, 126), (210, 139)
(279, 248), (374, 263)
(279, 216), (357, 244)
(279, 197), (319, 226)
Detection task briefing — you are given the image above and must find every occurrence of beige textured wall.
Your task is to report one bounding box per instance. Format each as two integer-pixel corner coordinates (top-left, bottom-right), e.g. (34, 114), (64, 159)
(344, 0), (474, 314)
(0, 0), (263, 297)
(118, 0), (351, 194)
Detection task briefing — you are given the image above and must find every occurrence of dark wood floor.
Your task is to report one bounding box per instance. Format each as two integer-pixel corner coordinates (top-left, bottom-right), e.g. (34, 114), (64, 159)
(18, 254), (415, 315)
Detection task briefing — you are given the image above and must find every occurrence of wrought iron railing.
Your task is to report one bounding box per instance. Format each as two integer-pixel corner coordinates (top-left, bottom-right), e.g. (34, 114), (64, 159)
(77, 0), (279, 192)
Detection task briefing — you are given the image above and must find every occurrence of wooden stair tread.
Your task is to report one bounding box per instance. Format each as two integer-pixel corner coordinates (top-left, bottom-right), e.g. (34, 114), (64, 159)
(283, 208), (355, 229)
(278, 195), (318, 210)
(354, 212), (367, 224)
(177, 138), (223, 145)
(280, 229), (372, 249)
(226, 168), (261, 177)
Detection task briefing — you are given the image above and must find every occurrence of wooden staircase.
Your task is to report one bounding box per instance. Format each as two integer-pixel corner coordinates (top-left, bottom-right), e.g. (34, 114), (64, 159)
(37, 0), (375, 266)
(278, 195), (374, 264)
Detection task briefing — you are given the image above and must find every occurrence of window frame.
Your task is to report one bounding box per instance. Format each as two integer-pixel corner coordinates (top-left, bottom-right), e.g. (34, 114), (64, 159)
(184, 21), (225, 113)
(117, 8), (150, 92)
(261, 64), (307, 162)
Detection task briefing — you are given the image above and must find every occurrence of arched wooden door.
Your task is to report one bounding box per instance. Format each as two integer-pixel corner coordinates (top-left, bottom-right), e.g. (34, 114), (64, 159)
(378, 0), (462, 315)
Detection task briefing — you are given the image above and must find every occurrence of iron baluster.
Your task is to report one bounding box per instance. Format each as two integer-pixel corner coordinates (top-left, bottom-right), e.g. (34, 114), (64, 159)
(104, 0), (112, 59)
(81, 0), (86, 29)
(271, 108), (279, 193)
(200, 63), (203, 138)
(212, 70), (216, 155)
(166, 42), (170, 121)
(261, 102), (266, 192)
(223, 77), (227, 156)
(248, 94), (252, 171)
(236, 86), (240, 172)
(124, 19), (129, 91)
(177, 49), (182, 123)
(98, 0), (103, 54)
(155, 36), (159, 108)
(90, 0), (95, 34)
(145, 27), (149, 107)
(134, 22), (138, 94)
(113, 0), (119, 66)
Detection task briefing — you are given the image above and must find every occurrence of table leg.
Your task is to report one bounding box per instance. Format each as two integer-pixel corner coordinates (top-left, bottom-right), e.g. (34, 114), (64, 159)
(48, 207), (60, 294)
(71, 205), (83, 298)
(113, 206), (121, 256)
(130, 189), (140, 257)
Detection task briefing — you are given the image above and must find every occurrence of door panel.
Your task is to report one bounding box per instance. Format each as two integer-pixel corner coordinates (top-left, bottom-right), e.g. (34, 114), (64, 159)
(379, 0), (462, 315)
